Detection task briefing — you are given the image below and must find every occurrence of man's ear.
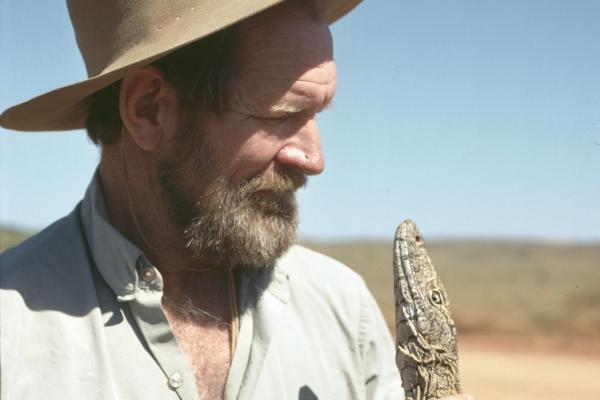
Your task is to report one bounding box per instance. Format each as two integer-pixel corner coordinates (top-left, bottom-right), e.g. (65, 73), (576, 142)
(119, 66), (178, 152)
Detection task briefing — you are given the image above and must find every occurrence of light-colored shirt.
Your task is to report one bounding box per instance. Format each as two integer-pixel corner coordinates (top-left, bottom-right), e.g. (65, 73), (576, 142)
(0, 173), (403, 399)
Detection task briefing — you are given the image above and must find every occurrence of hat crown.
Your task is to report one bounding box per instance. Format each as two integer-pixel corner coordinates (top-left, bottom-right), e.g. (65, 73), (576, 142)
(67, 0), (230, 77)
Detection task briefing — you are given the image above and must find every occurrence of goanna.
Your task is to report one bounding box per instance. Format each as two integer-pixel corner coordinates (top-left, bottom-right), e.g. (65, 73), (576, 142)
(393, 220), (461, 400)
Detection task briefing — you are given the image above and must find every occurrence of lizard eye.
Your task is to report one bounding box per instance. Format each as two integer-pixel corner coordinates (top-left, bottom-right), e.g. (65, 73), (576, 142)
(429, 289), (445, 306)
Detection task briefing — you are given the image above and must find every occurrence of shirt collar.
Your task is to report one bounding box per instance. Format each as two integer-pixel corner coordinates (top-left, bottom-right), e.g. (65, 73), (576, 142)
(80, 170), (146, 301)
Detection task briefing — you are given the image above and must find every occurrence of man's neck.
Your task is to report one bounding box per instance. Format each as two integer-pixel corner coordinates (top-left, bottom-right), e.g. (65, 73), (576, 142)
(98, 152), (204, 274)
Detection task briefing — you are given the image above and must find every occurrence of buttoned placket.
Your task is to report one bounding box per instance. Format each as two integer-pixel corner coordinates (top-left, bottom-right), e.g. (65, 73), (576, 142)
(116, 257), (294, 400)
(122, 255), (201, 400)
(120, 256), (268, 400)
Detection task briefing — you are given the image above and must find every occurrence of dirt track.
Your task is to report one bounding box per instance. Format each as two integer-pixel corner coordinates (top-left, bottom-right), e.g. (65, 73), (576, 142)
(459, 341), (600, 399)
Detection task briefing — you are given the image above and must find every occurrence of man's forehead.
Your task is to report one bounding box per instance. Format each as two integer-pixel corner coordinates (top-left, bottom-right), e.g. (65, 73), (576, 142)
(231, 2), (333, 69)
(229, 56), (336, 117)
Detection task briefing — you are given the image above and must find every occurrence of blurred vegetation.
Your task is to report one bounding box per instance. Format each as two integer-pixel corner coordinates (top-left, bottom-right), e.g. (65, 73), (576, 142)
(0, 227), (30, 253)
(304, 240), (600, 340)
(3, 227), (598, 340)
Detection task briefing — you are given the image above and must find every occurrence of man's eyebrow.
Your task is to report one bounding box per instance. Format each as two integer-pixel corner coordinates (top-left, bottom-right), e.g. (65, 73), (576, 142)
(269, 99), (334, 114)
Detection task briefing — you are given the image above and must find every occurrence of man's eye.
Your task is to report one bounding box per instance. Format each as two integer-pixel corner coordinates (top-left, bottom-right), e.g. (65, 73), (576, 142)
(253, 114), (293, 124)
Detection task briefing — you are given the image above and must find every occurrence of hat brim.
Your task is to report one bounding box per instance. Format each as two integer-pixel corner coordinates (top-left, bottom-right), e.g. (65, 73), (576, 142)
(0, 0), (361, 132)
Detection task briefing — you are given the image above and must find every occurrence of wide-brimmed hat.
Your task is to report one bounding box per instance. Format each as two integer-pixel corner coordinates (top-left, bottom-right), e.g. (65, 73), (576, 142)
(0, 0), (361, 132)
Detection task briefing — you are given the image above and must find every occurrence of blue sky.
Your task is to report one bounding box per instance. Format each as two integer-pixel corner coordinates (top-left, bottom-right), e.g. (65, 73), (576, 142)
(1, 0), (599, 242)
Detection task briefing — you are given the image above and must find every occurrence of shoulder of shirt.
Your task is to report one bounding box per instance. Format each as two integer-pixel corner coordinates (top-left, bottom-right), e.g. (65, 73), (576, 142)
(277, 244), (370, 296)
(275, 245), (385, 353)
(0, 206), (84, 287)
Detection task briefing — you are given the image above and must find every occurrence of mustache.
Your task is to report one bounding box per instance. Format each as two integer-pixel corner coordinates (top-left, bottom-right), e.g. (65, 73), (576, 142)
(239, 167), (307, 195)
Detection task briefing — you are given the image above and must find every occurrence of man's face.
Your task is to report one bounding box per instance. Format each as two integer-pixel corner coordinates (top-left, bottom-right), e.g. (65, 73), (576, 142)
(158, 3), (336, 269)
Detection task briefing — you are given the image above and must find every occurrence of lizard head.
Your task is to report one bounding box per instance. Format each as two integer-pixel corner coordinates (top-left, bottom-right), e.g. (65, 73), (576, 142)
(394, 220), (458, 351)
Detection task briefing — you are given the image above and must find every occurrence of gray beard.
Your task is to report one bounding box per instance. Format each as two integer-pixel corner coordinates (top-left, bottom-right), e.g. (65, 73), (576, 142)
(158, 151), (304, 270)
(181, 173), (301, 269)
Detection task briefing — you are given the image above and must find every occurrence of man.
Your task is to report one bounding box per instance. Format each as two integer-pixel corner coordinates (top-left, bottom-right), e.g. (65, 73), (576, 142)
(0, 1), (473, 399)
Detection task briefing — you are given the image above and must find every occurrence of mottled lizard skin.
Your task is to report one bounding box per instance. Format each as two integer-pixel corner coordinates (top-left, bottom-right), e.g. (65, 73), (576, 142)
(393, 220), (461, 400)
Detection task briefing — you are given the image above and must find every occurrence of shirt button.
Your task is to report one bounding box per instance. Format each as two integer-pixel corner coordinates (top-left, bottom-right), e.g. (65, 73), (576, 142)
(140, 267), (156, 283)
(168, 372), (183, 389)
(136, 256), (157, 283)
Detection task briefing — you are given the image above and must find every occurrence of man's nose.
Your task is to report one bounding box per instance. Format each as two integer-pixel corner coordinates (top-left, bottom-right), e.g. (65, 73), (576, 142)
(275, 118), (324, 175)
